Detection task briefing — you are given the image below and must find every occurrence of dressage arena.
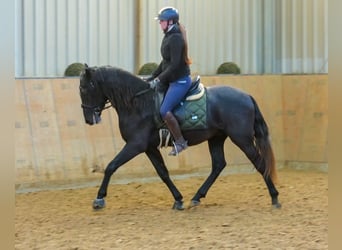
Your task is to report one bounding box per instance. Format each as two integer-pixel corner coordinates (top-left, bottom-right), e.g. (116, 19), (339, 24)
(15, 75), (327, 249)
(15, 168), (327, 249)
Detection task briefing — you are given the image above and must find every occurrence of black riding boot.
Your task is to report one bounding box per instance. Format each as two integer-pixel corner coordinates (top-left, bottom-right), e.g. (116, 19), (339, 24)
(164, 112), (188, 156)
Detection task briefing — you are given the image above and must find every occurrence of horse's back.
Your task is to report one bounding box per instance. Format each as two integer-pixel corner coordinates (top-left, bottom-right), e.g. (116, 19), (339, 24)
(207, 85), (254, 112)
(206, 85), (255, 135)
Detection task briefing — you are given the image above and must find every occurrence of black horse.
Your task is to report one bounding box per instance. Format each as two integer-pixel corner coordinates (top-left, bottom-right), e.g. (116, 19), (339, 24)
(79, 64), (281, 210)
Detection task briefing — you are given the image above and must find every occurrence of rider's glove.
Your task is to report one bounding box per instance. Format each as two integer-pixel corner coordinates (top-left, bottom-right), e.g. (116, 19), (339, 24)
(141, 75), (154, 82)
(149, 78), (160, 89)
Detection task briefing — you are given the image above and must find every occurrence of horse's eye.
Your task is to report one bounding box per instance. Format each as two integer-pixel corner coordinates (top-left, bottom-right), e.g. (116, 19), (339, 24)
(79, 86), (86, 94)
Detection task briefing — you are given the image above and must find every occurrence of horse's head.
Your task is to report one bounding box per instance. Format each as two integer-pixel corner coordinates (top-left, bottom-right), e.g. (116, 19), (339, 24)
(79, 64), (108, 125)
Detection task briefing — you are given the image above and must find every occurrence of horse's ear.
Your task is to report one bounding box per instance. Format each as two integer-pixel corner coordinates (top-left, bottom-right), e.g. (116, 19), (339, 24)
(84, 64), (93, 78)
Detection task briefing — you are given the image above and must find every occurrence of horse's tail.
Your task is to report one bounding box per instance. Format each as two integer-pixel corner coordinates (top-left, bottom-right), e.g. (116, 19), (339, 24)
(250, 96), (277, 183)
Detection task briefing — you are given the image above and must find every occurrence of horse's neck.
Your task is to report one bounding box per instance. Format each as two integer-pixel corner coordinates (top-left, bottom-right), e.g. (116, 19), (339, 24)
(108, 84), (152, 114)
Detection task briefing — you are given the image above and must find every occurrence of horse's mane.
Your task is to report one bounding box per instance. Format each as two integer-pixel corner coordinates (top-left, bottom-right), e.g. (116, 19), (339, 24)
(96, 66), (153, 112)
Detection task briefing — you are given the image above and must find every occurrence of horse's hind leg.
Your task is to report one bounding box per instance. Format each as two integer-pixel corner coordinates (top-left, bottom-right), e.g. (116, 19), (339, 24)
(231, 136), (280, 208)
(190, 136), (227, 208)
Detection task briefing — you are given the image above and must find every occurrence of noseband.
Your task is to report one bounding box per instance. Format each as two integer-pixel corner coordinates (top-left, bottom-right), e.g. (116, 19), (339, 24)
(81, 100), (112, 113)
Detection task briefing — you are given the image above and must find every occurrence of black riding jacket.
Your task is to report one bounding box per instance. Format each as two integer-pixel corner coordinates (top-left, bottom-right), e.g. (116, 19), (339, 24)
(152, 24), (190, 83)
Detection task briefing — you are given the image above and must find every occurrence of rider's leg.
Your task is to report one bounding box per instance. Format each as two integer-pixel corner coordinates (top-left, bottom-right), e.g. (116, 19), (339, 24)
(163, 111), (188, 155)
(160, 76), (191, 156)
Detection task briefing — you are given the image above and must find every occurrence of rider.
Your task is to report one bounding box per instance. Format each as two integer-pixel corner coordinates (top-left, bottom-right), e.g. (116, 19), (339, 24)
(147, 6), (192, 156)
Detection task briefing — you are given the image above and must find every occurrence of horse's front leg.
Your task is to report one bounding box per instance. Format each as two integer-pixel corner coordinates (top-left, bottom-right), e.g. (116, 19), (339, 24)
(93, 143), (142, 210)
(145, 147), (184, 210)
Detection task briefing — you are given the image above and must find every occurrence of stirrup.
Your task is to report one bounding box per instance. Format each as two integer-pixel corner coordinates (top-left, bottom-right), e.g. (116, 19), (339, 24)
(169, 141), (188, 156)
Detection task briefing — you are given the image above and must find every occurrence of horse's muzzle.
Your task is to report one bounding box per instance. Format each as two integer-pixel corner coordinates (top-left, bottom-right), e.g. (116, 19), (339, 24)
(85, 111), (102, 125)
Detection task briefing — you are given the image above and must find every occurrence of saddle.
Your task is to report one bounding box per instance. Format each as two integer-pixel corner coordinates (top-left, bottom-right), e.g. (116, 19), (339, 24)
(154, 76), (208, 147)
(184, 75), (205, 101)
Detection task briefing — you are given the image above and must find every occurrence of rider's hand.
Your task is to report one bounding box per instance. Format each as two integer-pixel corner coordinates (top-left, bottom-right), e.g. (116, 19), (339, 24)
(149, 78), (160, 89)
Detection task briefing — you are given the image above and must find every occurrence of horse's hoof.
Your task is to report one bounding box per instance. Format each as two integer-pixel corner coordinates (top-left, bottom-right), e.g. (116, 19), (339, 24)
(93, 198), (105, 210)
(272, 202), (282, 209)
(189, 200), (201, 209)
(272, 197), (281, 209)
(172, 200), (185, 210)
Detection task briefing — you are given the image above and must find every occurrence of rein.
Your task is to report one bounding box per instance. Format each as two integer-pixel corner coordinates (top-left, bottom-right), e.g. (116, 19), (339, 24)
(134, 87), (152, 97)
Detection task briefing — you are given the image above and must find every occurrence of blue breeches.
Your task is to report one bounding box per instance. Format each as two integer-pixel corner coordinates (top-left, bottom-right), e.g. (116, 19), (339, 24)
(160, 75), (192, 119)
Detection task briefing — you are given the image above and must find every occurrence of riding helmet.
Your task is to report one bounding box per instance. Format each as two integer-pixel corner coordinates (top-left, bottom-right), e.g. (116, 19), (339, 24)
(155, 7), (179, 22)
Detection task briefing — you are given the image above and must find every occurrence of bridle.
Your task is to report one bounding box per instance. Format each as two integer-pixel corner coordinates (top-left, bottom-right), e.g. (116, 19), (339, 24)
(80, 67), (113, 114)
(81, 100), (112, 113)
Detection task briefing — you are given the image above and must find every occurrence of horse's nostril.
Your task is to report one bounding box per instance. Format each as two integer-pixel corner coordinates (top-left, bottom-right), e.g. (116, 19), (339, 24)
(85, 119), (93, 125)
